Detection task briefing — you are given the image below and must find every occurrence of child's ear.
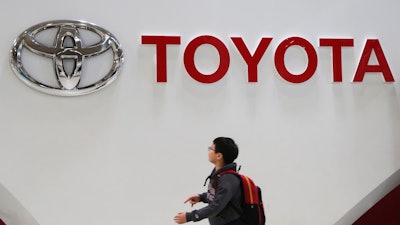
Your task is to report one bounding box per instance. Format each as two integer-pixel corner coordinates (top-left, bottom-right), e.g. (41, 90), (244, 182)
(216, 152), (223, 160)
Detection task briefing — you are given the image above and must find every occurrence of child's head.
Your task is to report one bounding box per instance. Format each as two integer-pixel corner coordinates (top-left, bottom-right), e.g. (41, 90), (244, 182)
(213, 137), (239, 164)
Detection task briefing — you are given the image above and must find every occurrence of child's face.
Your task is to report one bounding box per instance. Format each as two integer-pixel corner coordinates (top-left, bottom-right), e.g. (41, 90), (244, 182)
(208, 143), (218, 164)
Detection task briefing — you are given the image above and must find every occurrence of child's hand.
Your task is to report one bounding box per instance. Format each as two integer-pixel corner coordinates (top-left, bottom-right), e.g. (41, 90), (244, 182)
(174, 212), (187, 224)
(184, 195), (200, 207)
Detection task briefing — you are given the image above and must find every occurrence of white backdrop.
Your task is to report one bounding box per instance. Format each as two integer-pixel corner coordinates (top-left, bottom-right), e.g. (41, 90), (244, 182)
(0, 0), (399, 225)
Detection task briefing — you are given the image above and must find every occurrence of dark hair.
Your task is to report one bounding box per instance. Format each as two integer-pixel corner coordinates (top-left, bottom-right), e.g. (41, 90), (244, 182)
(213, 137), (239, 164)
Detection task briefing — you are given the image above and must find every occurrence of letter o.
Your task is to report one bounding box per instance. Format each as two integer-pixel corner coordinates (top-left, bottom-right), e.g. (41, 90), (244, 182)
(184, 35), (230, 83)
(274, 37), (318, 83)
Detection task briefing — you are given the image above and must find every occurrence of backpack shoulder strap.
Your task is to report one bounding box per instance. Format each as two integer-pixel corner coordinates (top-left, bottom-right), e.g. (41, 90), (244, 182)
(219, 170), (239, 176)
(212, 170), (240, 188)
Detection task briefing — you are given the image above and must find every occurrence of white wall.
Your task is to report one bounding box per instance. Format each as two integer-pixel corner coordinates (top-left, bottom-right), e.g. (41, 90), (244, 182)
(0, 1), (399, 225)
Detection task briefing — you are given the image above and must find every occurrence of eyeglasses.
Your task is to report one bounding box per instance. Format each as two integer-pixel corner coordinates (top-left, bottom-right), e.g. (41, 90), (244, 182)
(208, 146), (215, 151)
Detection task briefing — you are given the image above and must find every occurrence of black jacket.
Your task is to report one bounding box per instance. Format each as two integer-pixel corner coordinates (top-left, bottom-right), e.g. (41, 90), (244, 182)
(186, 163), (242, 225)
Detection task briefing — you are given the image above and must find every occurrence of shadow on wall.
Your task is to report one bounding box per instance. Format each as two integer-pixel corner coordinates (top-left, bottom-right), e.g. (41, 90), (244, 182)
(0, 183), (40, 225)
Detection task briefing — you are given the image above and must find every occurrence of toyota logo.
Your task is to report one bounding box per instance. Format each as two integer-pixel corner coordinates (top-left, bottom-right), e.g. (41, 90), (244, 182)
(10, 20), (124, 96)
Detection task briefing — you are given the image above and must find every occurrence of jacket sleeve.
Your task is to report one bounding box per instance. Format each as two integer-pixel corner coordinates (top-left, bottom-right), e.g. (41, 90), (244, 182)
(186, 174), (239, 222)
(199, 192), (208, 203)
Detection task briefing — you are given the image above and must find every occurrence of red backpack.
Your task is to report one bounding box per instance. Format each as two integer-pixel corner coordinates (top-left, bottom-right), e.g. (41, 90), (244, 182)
(215, 170), (266, 225)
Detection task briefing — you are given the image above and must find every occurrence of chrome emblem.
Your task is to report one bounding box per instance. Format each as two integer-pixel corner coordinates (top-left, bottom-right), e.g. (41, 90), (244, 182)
(10, 20), (124, 96)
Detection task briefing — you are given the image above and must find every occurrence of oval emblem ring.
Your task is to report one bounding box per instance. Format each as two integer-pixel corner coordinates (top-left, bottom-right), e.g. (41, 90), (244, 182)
(10, 20), (124, 96)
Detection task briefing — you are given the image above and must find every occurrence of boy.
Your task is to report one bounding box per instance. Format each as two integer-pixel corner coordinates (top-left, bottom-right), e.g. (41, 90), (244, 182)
(174, 137), (245, 225)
